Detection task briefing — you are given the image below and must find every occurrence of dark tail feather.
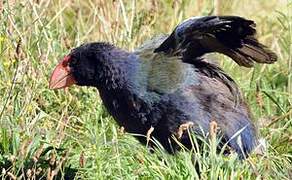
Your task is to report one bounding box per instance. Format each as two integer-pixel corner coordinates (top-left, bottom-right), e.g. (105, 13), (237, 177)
(226, 37), (277, 67)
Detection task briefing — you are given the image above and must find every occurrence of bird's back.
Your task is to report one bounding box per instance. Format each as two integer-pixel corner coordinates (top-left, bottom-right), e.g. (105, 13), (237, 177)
(132, 36), (257, 158)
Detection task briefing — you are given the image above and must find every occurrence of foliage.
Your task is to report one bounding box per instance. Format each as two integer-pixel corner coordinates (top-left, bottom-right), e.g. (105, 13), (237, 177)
(0, 0), (291, 179)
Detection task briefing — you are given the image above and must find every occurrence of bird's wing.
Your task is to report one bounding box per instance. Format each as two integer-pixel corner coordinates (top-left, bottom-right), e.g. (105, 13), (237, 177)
(154, 16), (277, 67)
(135, 37), (241, 102)
(138, 53), (197, 95)
(134, 52), (240, 106)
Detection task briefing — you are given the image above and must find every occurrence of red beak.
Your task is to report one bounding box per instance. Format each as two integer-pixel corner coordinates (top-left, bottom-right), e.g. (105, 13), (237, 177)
(49, 56), (76, 89)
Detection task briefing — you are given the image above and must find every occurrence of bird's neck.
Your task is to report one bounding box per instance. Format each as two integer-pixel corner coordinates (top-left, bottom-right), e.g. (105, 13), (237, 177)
(92, 49), (130, 90)
(95, 54), (154, 132)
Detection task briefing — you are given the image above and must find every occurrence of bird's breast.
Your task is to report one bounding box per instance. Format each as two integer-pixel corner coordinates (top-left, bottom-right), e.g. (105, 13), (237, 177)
(98, 88), (152, 134)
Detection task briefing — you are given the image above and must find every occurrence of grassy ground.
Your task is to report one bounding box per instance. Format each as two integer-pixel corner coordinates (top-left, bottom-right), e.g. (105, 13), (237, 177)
(0, 0), (291, 179)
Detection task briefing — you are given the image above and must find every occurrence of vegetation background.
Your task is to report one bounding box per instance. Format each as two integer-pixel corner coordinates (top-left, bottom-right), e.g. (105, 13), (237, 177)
(0, 0), (291, 179)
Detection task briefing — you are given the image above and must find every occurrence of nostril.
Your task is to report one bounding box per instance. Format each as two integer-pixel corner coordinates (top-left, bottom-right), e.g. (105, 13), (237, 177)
(62, 55), (71, 67)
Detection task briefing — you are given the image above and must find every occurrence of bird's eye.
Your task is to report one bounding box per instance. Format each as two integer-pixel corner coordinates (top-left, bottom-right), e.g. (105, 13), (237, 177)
(69, 57), (77, 67)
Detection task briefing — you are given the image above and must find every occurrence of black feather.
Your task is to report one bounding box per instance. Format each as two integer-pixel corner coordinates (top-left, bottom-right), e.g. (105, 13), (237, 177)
(154, 16), (277, 67)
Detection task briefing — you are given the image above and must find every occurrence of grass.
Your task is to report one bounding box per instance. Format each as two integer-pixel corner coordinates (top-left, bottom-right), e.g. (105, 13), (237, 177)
(0, 0), (291, 179)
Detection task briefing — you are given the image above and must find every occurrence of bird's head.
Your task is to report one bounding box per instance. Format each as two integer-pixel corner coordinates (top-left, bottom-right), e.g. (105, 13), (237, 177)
(49, 42), (114, 89)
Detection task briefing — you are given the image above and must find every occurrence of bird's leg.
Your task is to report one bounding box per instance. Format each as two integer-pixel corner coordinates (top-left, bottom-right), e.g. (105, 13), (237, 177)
(146, 126), (154, 146)
(176, 122), (194, 139)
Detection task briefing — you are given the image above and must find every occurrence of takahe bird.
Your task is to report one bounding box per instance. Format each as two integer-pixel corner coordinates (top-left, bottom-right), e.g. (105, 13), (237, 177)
(49, 16), (277, 158)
